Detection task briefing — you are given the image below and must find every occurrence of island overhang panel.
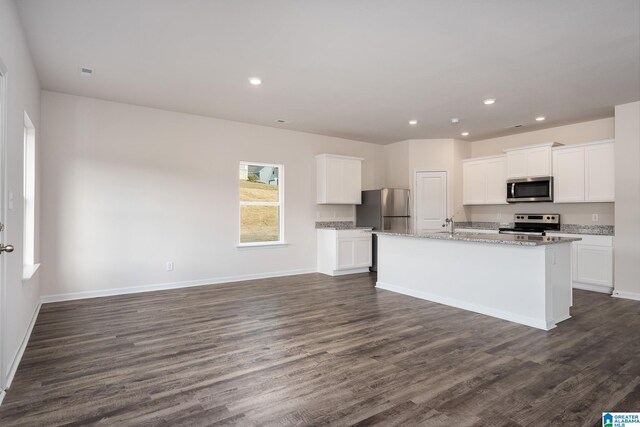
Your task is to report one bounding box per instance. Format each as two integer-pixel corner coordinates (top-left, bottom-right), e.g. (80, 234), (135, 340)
(375, 233), (575, 330)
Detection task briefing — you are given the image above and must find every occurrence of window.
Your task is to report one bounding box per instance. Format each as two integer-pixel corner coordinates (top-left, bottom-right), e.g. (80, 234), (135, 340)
(23, 112), (37, 275)
(239, 162), (284, 245)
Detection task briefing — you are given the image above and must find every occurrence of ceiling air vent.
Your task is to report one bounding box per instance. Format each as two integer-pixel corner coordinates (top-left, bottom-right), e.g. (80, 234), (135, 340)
(79, 67), (93, 78)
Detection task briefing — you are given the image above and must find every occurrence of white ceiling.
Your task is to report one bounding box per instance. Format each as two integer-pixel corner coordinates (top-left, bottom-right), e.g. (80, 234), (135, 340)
(15, 0), (640, 144)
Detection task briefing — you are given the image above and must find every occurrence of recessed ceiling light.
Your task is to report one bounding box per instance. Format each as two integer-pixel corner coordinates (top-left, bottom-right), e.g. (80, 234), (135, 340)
(483, 98), (496, 105)
(535, 116), (546, 121)
(408, 120), (418, 125)
(461, 132), (470, 136)
(248, 77), (262, 85)
(450, 118), (460, 124)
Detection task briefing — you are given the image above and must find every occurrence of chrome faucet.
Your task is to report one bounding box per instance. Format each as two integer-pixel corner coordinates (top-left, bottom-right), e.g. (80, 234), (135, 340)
(442, 216), (455, 234)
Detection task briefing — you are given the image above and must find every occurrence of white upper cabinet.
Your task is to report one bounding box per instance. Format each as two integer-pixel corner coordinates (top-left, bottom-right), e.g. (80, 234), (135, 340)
(552, 140), (614, 203)
(485, 156), (508, 204)
(506, 150), (528, 179)
(505, 142), (561, 179)
(463, 155), (507, 205)
(316, 154), (363, 204)
(585, 142), (615, 202)
(553, 146), (585, 202)
(463, 160), (487, 205)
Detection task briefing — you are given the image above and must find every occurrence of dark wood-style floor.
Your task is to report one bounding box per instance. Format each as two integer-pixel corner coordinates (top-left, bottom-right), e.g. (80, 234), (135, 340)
(0, 273), (638, 426)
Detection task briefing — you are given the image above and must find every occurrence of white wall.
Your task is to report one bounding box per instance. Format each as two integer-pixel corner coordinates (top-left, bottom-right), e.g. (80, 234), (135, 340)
(469, 117), (614, 157)
(383, 140), (410, 189)
(613, 101), (640, 299)
(383, 138), (469, 223)
(40, 91), (384, 298)
(466, 118), (616, 225)
(408, 139), (470, 222)
(0, 0), (41, 386)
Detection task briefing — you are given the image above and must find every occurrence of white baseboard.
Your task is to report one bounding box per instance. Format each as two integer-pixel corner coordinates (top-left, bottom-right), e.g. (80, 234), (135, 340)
(5, 301), (41, 389)
(0, 390), (5, 406)
(612, 289), (640, 301)
(41, 268), (317, 304)
(376, 281), (555, 331)
(573, 283), (613, 294)
(322, 267), (371, 277)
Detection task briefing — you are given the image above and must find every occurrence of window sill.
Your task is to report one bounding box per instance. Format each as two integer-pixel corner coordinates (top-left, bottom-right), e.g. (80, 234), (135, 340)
(236, 242), (289, 250)
(23, 263), (40, 281)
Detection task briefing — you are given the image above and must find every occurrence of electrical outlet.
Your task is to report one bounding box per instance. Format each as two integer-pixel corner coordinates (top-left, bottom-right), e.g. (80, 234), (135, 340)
(592, 214), (599, 222)
(497, 213), (502, 221)
(166, 261), (174, 271)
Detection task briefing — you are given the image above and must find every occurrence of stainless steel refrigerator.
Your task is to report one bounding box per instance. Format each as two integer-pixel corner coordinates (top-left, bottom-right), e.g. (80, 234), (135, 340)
(356, 188), (411, 272)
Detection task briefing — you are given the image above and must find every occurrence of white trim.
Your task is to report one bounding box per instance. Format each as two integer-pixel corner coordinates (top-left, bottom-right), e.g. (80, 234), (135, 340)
(5, 302), (40, 389)
(612, 290), (640, 301)
(0, 56), (9, 393)
(236, 242), (289, 249)
(239, 161), (285, 246)
(376, 281), (557, 330)
(22, 263), (40, 281)
(573, 282), (613, 294)
(462, 154), (506, 163)
(503, 141), (562, 153)
(0, 390), (5, 406)
(322, 267), (370, 276)
(41, 268), (316, 304)
(239, 201), (280, 206)
(552, 139), (615, 151)
(314, 153), (364, 161)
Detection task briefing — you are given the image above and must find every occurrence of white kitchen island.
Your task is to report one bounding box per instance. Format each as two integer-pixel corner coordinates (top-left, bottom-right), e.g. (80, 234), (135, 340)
(375, 231), (581, 330)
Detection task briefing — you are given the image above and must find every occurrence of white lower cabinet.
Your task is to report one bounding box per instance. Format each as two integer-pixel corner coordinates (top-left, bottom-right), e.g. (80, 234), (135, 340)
(460, 229), (614, 293)
(547, 233), (614, 293)
(575, 245), (613, 288)
(318, 229), (372, 276)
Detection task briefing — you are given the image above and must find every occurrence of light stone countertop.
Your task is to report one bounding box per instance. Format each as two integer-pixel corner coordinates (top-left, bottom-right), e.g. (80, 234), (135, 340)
(456, 222), (614, 236)
(315, 221), (374, 230)
(375, 230), (582, 246)
(317, 226), (374, 230)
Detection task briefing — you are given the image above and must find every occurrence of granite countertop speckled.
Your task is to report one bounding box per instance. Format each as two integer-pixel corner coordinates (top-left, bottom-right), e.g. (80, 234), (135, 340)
(456, 222), (614, 236)
(315, 221), (373, 230)
(374, 230), (582, 246)
(549, 224), (614, 236)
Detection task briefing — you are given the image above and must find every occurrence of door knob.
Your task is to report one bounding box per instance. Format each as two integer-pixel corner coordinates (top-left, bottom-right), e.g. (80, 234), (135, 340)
(0, 244), (14, 254)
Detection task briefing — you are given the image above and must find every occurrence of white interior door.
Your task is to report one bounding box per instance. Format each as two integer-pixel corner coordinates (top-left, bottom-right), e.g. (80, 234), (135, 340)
(415, 171), (448, 231)
(0, 59), (7, 393)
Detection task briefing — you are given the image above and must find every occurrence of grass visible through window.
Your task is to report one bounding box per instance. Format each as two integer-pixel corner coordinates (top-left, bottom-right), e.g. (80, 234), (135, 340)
(239, 163), (282, 244)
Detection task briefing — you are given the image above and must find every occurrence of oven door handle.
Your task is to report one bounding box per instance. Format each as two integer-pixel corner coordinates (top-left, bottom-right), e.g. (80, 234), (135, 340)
(499, 230), (545, 236)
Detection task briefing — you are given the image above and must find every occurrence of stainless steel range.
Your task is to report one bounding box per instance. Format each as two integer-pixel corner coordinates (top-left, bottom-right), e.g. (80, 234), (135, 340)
(499, 213), (560, 236)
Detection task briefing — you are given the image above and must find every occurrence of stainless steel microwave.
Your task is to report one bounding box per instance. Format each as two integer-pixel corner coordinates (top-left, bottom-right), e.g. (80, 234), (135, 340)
(506, 177), (554, 203)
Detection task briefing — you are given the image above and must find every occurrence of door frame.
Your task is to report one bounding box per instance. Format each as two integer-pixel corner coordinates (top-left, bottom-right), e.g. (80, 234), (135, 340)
(0, 56), (8, 394)
(413, 169), (449, 232)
